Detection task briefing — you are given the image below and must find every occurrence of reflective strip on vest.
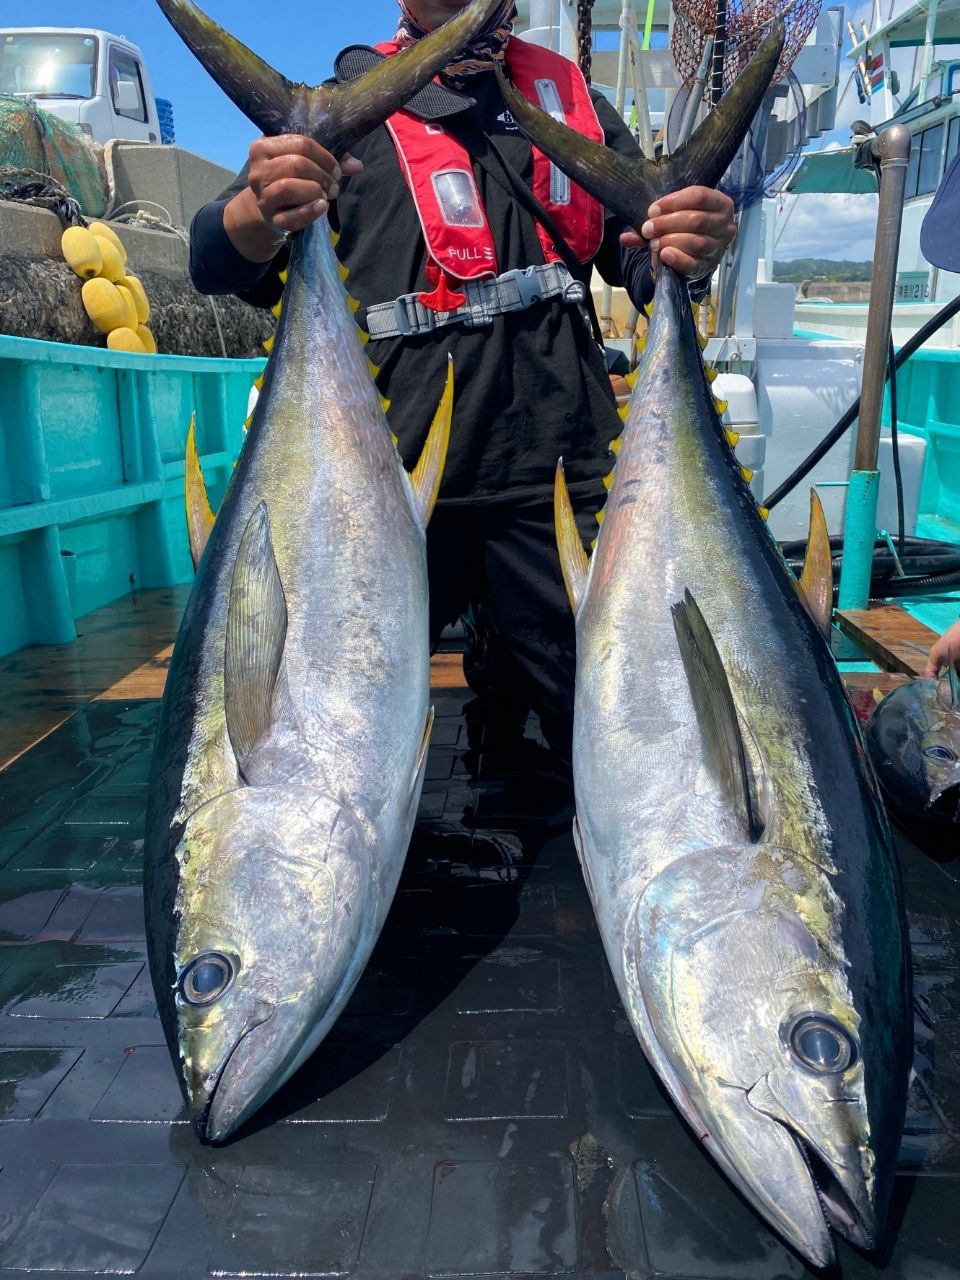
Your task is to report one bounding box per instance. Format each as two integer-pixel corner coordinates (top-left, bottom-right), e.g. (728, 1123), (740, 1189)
(375, 36), (605, 281)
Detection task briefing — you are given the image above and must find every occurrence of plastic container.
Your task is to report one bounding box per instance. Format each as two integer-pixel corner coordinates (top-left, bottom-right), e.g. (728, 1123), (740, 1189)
(0, 333), (264, 657)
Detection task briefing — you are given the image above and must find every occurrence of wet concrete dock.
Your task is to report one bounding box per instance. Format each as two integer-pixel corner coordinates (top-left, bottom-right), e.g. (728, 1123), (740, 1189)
(0, 688), (957, 1278)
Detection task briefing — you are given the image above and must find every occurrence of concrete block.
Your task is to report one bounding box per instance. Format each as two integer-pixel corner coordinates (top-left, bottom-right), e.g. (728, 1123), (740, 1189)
(106, 143), (236, 229)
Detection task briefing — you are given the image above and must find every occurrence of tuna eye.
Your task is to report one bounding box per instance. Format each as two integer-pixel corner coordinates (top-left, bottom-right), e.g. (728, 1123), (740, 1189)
(925, 745), (957, 763)
(179, 953), (234, 1005)
(787, 1016), (855, 1073)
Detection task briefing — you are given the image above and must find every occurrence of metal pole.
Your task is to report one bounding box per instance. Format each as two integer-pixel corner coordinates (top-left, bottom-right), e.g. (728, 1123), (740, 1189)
(601, 0), (636, 336)
(837, 124), (911, 612)
(677, 35), (714, 146)
(854, 125), (911, 473)
(918, 0), (940, 105)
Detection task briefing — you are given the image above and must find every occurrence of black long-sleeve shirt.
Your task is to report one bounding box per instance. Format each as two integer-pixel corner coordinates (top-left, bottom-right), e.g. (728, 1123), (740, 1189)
(190, 73), (655, 506)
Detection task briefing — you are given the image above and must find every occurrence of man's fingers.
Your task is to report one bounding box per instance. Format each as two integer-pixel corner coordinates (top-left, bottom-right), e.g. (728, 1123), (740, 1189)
(271, 200), (329, 232)
(252, 133), (342, 175)
(659, 245), (716, 276)
(261, 177), (336, 215)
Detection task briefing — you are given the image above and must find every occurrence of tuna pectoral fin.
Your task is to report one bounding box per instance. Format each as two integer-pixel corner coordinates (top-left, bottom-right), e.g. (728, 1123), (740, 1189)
(158, 0), (502, 153)
(671, 590), (760, 841)
(409, 357), (453, 529)
(185, 415), (215, 571)
(797, 488), (833, 638)
(494, 19), (784, 229)
(224, 503), (288, 775)
(555, 460), (589, 613)
(412, 707), (435, 799)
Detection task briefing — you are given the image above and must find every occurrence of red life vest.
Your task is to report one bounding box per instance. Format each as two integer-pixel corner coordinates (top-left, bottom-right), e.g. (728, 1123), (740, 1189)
(373, 36), (605, 283)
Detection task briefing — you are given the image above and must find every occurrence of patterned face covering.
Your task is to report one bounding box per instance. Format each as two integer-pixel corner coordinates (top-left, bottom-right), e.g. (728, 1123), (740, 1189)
(394, 1), (518, 88)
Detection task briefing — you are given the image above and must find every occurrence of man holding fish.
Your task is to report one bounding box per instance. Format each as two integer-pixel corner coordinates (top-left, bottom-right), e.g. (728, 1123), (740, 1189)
(189, 0), (737, 764)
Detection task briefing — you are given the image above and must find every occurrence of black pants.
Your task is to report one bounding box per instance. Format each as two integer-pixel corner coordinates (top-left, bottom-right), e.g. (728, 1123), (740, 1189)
(426, 494), (601, 762)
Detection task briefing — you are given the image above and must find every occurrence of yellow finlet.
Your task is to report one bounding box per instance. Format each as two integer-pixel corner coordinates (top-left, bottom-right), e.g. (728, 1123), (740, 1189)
(379, 394), (391, 413)
(271, 301), (283, 320)
(263, 334), (274, 354)
(253, 374), (264, 391)
(618, 403), (630, 421)
(635, 334), (647, 353)
(357, 326), (370, 346)
(611, 435), (622, 454)
(408, 355), (454, 528)
(348, 295), (360, 314)
(555, 460), (590, 613)
(714, 398), (729, 415)
(758, 505), (770, 521)
(725, 429), (740, 447)
(278, 268), (288, 285)
(624, 369), (639, 389)
(367, 359), (380, 379)
(740, 466), (754, 484)
(392, 432), (399, 446)
(337, 262), (350, 281)
(184, 414), (215, 572)
(595, 508), (605, 525)
(330, 230), (340, 247)
(644, 301), (654, 316)
(705, 365), (718, 383)
(697, 331), (708, 351)
(602, 471), (614, 490)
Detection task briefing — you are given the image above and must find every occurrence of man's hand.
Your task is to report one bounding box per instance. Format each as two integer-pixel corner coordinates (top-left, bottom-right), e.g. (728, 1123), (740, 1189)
(620, 185), (736, 277)
(223, 134), (363, 263)
(924, 619), (960, 679)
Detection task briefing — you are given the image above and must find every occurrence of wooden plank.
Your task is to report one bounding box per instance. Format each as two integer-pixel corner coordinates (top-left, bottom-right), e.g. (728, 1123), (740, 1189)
(841, 671), (911, 696)
(836, 605), (940, 676)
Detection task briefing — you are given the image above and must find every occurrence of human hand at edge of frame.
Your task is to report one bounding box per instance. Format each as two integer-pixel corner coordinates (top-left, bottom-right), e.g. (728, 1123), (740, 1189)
(924, 618), (960, 679)
(621, 185), (736, 277)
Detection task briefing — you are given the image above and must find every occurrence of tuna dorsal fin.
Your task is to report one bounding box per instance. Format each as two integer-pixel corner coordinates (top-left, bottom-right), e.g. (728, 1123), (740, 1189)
(555, 460), (589, 613)
(185, 414), (215, 571)
(493, 19), (784, 230)
(157, 0), (503, 153)
(671, 589), (759, 841)
(798, 488), (833, 638)
(409, 356), (454, 528)
(224, 503), (288, 775)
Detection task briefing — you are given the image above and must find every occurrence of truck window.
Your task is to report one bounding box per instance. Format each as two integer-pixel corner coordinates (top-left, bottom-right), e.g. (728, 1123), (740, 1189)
(109, 47), (146, 122)
(0, 33), (97, 98)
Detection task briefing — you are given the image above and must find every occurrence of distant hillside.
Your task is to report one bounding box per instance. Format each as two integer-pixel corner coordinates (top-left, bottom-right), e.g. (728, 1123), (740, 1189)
(774, 258), (873, 283)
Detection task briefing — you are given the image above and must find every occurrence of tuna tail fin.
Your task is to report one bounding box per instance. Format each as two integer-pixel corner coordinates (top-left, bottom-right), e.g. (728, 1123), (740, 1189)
(157, 0), (504, 153)
(493, 18), (785, 229)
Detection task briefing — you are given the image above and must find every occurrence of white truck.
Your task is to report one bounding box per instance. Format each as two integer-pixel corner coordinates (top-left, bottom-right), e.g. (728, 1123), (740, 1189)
(0, 27), (171, 145)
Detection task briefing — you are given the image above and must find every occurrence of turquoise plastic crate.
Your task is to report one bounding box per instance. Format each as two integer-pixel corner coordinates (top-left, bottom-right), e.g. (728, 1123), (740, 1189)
(0, 333), (265, 657)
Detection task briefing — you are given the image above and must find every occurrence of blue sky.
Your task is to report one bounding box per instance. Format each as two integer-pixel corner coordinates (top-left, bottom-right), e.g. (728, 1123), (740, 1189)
(19, 1), (409, 170)
(15, 1), (886, 259)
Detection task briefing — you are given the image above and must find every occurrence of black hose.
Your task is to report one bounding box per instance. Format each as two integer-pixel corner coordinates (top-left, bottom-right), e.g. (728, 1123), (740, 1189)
(763, 291), (960, 512)
(781, 535), (960, 600)
(888, 334), (905, 554)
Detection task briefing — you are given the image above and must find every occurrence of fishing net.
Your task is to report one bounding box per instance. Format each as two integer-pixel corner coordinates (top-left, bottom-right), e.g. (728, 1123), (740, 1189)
(670, 0), (822, 94)
(0, 96), (108, 218)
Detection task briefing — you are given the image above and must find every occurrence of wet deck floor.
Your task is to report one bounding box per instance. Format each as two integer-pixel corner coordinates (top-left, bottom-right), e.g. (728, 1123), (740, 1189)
(0, 692), (957, 1279)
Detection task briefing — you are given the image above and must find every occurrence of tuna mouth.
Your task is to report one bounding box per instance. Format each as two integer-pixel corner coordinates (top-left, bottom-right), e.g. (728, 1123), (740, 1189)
(793, 1135), (874, 1253)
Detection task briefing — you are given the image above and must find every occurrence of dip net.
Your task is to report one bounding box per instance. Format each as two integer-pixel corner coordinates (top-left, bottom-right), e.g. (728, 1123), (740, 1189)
(671, 0), (822, 96)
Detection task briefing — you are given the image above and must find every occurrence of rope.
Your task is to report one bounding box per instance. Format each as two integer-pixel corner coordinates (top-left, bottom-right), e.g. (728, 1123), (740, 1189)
(0, 163), (82, 225)
(577, 0), (596, 85)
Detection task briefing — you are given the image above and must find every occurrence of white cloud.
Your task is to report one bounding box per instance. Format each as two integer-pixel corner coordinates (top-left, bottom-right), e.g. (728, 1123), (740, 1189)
(774, 192), (879, 260)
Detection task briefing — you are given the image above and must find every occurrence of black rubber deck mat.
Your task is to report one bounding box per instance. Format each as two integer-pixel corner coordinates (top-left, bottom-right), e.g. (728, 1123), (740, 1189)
(0, 695), (957, 1279)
